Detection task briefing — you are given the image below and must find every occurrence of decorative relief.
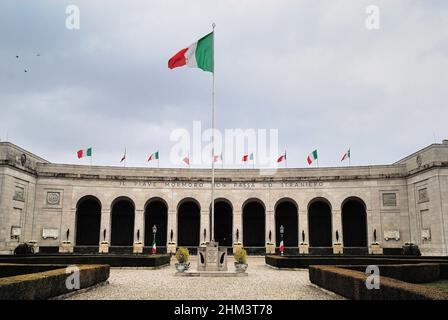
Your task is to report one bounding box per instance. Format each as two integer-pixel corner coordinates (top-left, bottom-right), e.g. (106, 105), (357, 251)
(416, 154), (423, 168)
(46, 192), (61, 205)
(13, 186), (25, 202)
(422, 229), (431, 241)
(418, 188), (429, 203)
(42, 228), (59, 240)
(382, 193), (397, 207)
(384, 230), (400, 241)
(10, 226), (21, 239)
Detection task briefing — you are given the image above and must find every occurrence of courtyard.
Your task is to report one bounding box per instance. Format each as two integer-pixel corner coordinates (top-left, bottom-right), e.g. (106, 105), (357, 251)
(64, 257), (342, 300)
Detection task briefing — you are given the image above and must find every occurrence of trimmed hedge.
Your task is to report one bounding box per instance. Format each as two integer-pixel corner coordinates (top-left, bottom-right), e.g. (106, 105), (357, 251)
(342, 264), (440, 284)
(266, 255), (448, 272)
(0, 254), (171, 268)
(309, 265), (448, 300)
(0, 264), (109, 300)
(0, 264), (64, 278)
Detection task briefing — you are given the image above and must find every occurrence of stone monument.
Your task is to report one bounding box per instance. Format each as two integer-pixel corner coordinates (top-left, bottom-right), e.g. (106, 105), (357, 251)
(198, 241), (227, 271)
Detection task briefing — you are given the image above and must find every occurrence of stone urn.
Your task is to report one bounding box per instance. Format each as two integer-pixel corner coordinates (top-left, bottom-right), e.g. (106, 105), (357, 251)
(175, 262), (190, 272)
(234, 262), (248, 273)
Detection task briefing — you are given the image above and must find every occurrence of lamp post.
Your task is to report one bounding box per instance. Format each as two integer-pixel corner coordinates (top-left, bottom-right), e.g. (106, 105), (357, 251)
(152, 225), (157, 255)
(280, 225), (285, 256)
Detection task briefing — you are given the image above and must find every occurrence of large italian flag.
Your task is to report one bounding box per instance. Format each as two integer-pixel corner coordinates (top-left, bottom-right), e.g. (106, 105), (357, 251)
(307, 150), (318, 165)
(168, 32), (214, 72)
(77, 148), (92, 159)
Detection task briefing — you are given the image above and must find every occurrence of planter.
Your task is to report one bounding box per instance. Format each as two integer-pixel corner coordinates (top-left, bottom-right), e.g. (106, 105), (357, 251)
(27, 240), (39, 254)
(299, 243), (309, 254)
(59, 241), (73, 253)
(234, 262), (248, 273)
(175, 262), (190, 273)
(167, 242), (177, 254)
(133, 242), (143, 254)
(266, 243), (275, 254)
(370, 243), (383, 255)
(333, 243), (343, 255)
(99, 242), (109, 253)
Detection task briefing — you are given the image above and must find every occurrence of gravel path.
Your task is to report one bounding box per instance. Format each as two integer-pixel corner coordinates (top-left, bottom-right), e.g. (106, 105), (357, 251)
(66, 257), (342, 300)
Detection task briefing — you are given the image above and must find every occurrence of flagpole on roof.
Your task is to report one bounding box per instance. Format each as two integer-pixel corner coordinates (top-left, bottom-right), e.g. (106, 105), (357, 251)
(349, 148), (351, 167)
(210, 22), (216, 243)
(285, 150), (287, 168)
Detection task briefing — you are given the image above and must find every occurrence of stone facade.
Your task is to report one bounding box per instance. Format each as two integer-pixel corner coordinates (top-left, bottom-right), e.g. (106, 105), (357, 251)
(1, 141), (448, 256)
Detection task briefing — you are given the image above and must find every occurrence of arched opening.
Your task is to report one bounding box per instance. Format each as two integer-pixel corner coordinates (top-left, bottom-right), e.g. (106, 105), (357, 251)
(145, 199), (168, 247)
(75, 196), (101, 246)
(342, 198), (368, 247)
(111, 198), (135, 246)
(212, 200), (233, 246)
(177, 199), (200, 247)
(275, 200), (298, 247)
(308, 199), (332, 247)
(243, 199), (265, 247)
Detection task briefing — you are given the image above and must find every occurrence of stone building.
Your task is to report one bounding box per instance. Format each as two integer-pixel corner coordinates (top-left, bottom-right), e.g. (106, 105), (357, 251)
(1, 141), (447, 255)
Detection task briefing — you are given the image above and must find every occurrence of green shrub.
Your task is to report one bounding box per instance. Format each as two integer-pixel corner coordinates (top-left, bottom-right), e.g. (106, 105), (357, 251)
(175, 247), (190, 263)
(13, 243), (34, 255)
(234, 247), (247, 264)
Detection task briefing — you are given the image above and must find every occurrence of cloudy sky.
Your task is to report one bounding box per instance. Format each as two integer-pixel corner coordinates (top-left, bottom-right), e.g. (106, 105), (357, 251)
(1, 0), (447, 168)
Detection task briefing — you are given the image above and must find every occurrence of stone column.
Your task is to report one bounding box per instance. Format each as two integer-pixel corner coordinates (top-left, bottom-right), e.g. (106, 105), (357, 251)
(100, 209), (111, 243)
(134, 209), (144, 243)
(61, 208), (76, 243)
(299, 211), (308, 243)
(233, 209), (242, 243)
(266, 209), (274, 244)
(167, 210), (177, 243)
(332, 209), (342, 244)
(200, 210), (209, 244)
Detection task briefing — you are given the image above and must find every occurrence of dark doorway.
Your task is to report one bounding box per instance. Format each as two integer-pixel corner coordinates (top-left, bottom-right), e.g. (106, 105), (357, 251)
(342, 199), (367, 247)
(213, 200), (233, 246)
(308, 200), (332, 247)
(178, 200), (200, 246)
(243, 200), (265, 247)
(275, 200), (298, 247)
(145, 200), (168, 246)
(111, 199), (135, 246)
(76, 197), (101, 245)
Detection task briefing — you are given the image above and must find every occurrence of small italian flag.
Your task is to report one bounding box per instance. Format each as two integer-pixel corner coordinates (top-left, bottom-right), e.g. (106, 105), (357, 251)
(168, 32), (214, 72)
(77, 148), (92, 159)
(242, 153), (254, 162)
(151, 238), (156, 254)
(307, 149), (318, 165)
(277, 151), (287, 163)
(148, 151), (159, 161)
(279, 240), (284, 253)
(341, 148), (350, 162)
(213, 154), (222, 163)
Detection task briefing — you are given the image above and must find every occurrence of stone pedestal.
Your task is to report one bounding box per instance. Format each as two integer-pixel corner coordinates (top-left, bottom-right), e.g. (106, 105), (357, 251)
(333, 243), (343, 255)
(133, 242), (143, 254)
(299, 243), (309, 254)
(266, 243), (275, 254)
(198, 241), (227, 271)
(370, 243), (383, 255)
(99, 242), (109, 253)
(232, 243), (243, 254)
(167, 242), (177, 254)
(59, 241), (73, 253)
(28, 241), (39, 254)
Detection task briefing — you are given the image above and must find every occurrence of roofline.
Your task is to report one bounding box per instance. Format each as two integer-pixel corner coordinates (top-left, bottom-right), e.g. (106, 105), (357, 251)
(393, 142), (445, 165)
(0, 141), (50, 163)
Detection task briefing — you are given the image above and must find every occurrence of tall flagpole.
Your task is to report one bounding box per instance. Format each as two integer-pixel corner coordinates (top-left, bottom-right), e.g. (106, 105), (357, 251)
(210, 22), (216, 243)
